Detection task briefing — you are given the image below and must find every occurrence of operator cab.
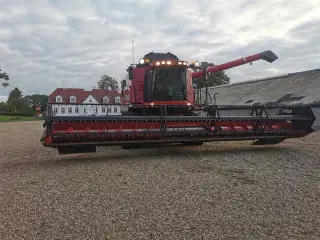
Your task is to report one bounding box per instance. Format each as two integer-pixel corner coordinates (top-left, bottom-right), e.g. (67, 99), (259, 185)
(125, 52), (200, 105)
(144, 64), (187, 102)
(140, 52), (187, 102)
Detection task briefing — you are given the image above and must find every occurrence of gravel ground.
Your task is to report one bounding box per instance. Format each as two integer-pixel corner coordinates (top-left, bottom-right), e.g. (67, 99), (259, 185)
(0, 121), (319, 240)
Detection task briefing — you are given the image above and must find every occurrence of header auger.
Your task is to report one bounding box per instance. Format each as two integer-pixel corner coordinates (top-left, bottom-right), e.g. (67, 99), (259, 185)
(41, 50), (316, 154)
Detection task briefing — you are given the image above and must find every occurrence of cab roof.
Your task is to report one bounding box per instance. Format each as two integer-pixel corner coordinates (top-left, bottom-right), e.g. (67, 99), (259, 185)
(143, 52), (179, 62)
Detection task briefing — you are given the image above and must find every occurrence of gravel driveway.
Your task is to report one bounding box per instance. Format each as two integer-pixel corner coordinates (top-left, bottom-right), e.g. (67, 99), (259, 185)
(0, 121), (319, 240)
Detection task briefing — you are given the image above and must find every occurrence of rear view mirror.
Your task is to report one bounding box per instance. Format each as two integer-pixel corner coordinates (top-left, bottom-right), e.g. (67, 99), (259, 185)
(127, 66), (134, 80)
(121, 79), (127, 88)
(128, 70), (133, 80)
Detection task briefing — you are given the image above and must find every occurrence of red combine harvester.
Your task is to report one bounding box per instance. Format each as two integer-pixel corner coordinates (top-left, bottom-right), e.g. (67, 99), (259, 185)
(41, 50), (316, 154)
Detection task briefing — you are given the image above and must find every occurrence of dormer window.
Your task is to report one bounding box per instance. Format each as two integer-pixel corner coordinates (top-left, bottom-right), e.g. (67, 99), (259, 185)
(70, 96), (76, 103)
(56, 96), (62, 103)
(103, 96), (109, 104)
(115, 96), (121, 103)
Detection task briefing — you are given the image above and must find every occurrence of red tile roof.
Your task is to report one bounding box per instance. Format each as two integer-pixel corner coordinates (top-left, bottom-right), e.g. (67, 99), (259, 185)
(49, 88), (122, 104)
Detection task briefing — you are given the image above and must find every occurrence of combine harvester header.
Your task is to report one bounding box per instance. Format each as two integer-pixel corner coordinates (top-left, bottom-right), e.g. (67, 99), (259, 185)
(41, 50), (316, 154)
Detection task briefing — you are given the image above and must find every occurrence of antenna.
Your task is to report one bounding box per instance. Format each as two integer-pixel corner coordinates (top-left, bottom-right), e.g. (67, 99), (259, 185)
(132, 40), (134, 64)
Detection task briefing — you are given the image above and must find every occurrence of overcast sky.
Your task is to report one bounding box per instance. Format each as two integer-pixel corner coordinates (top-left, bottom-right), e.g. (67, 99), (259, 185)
(0, 0), (319, 98)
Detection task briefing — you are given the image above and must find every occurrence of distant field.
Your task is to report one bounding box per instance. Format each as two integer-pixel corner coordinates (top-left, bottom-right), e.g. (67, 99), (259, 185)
(0, 115), (43, 122)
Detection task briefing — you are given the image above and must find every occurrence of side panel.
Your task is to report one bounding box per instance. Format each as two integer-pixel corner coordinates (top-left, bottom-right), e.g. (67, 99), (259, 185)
(312, 106), (320, 130)
(130, 68), (146, 103)
(186, 70), (195, 104)
(41, 104), (316, 153)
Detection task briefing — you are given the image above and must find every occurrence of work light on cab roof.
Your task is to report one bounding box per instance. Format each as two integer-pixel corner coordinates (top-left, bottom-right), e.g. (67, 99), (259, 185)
(139, 57), (200, 68)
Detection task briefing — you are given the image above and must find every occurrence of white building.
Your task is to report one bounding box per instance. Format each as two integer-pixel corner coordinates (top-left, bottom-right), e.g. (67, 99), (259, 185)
(48, 88), (123, 116)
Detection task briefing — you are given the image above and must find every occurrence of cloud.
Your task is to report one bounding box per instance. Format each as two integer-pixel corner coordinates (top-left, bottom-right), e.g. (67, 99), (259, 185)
(0, 95), (8, 103)
(0, 0), (319, 97)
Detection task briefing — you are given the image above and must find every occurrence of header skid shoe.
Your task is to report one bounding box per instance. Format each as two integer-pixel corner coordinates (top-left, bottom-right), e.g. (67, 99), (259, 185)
(41, 103), (316, 154)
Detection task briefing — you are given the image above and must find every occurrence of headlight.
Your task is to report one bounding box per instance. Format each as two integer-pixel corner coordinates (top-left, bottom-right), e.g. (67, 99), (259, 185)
(195, 61), (200, 67)
(139, 58), (145, 64)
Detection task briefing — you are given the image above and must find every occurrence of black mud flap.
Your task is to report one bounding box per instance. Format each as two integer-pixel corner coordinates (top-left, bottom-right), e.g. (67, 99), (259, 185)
(252, 137), (286, 145)
(58, 145), (97, 154)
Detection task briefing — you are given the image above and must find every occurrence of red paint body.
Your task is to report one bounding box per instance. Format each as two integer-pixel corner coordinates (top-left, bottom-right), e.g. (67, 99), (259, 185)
(45, 118), (310, 147)
(128, 51), (275, 105)
(52, 121), (295, 134)
(129, 67), (146, 104)
(129, 66), (195, 105)
(192, 53), (263, 78)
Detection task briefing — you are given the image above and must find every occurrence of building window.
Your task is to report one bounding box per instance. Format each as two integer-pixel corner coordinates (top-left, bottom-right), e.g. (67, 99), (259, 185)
(103, 96), (109, 104)
(84, 108), (87, 113)
(115, 97), (121, 103)
(114, 106), (117, 112)
(102, 107), (105, 113)
(108, 106), (112, 112)
(54, 107), (58, 114)
(75, 107), (79, 113)
(70, 96), (76, 103)
(56, 96), (62, 102)
(68, 107), (72, 113)
(61, 107), (65, 114)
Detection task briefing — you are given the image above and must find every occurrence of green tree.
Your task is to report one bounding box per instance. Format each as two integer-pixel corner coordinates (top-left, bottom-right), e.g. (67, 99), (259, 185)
(0, 66), (9, 87)
(24, 94), (49, 111)
(97, 74), (119, 91)
(7, 87), (23, 112)
(0, 102), (14, 112)
(7, 88), (36, 114)
(8, 87), (22, 99)
(193, 61), (230, 88)
(6, 87), (35, 113)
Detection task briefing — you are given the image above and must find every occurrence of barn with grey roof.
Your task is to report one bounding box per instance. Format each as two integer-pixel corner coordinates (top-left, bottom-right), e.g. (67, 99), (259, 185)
(197, 68), (320, 129)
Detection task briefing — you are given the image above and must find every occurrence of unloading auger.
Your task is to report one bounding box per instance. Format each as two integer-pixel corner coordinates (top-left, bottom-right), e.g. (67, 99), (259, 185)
(41, 50), (316, 154)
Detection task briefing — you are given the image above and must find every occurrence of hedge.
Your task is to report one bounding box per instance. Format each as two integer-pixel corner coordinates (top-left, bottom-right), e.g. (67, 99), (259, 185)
(0, 112), (34, 117)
